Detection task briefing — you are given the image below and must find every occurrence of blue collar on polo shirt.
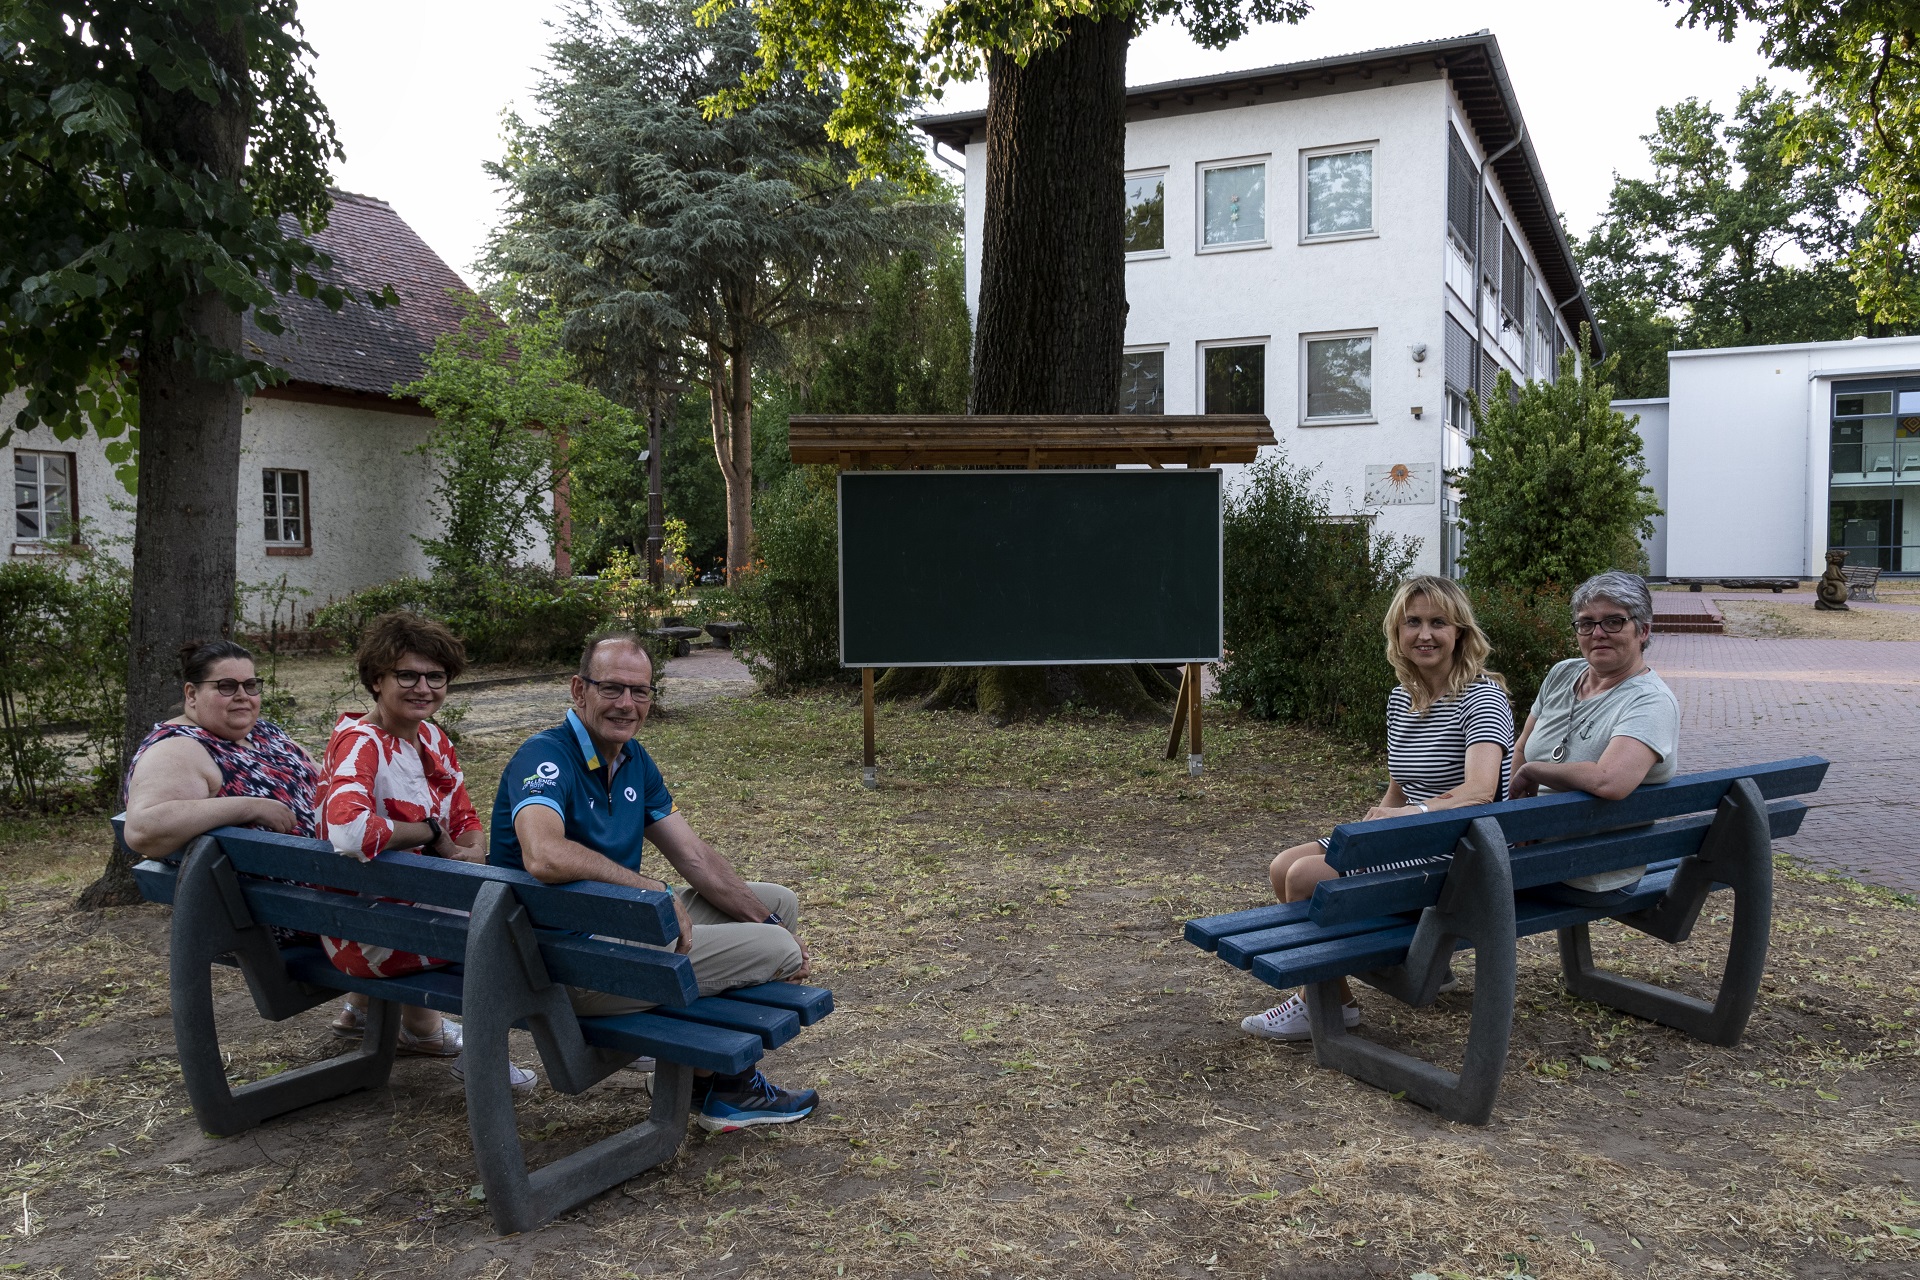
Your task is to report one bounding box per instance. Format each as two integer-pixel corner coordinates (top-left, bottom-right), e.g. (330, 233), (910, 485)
(566, 707), (629, 775)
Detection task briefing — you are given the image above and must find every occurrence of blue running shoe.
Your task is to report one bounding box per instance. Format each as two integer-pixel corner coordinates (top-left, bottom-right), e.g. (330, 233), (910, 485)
(696, 1069), (819, 1133)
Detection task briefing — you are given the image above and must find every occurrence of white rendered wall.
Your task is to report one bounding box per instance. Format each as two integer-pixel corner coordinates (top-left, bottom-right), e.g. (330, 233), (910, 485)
(4, 391), (556, 621)
(1613, 397), (1669, 577)
(957, 73), (1582, 576)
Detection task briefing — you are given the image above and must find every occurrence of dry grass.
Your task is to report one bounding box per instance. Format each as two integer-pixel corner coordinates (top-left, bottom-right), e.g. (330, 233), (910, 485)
(1718, 601), (1920, 642)
(0, 690), (1917, 1279)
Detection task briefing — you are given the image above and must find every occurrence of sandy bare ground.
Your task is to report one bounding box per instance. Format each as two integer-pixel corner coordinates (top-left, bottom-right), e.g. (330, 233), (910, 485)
(1718, 600), (1920, 642)
(0, 688), (1915, 1278)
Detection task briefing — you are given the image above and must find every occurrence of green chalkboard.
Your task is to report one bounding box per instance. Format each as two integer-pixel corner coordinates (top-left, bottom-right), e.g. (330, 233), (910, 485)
(838, 470), (1222, 667)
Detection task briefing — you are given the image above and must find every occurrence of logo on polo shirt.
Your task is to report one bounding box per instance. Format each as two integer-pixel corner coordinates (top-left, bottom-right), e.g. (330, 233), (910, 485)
(522, 759), (563, 792)
(624, 786), (637, 802)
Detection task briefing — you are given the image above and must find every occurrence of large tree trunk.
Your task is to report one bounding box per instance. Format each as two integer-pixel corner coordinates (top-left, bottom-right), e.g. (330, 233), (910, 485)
(79, 13), (251, 909)
(970, 13), (1130, 415)
(709, 318), (754, 583)
(908, 14), (1164, 723)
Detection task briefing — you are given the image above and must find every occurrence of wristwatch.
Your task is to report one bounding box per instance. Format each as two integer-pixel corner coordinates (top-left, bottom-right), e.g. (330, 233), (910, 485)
(423, 817), (444, 851)
(763, 911), (784, 927)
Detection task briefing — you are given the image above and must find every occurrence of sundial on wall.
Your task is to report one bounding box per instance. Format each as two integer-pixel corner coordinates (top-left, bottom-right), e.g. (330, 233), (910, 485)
(1364, 461), (1436, 506)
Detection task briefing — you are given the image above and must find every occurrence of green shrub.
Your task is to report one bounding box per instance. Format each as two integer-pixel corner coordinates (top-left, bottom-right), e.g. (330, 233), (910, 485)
(315, 565), (615, 667)
(732, 468), (845, 691)
(1468, 583), (1576, 719)
(0, 547), (130, 807)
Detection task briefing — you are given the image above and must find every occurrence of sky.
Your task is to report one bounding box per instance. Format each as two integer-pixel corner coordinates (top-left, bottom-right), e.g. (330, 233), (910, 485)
(299, 0), (1799, 289)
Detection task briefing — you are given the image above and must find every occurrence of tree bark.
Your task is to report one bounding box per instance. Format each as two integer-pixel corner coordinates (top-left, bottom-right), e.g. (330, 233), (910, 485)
(78, 14), (250, 910)
(970, 14), (1130, 415)
(708, 318), (754, 583)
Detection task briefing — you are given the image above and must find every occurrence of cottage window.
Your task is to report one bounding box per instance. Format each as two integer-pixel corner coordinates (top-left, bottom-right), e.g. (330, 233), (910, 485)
(1303, 147), (1373, 239)
(1200, 161), (1267, 249)
(1303, 335), (1373, 422)
(1124, 172), (1166, 255)
(13, 450), (76, 543)
(263, 469), (310, 553)
(1202, 343), (1265, 414)
(1120, 350), (1166, 414)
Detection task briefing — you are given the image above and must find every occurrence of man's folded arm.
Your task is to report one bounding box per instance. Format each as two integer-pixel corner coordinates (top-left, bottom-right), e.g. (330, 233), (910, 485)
(513, 802), (668, 892)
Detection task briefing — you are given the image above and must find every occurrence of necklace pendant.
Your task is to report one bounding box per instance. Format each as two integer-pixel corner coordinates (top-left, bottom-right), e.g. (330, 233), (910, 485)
(1550, 743), (1567, 762)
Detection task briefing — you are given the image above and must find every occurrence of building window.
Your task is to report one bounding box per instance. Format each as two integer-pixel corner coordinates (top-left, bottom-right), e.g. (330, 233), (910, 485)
(263, 468), (310, 553)
(14, 450), (76, 544)
(1534, 293), (1553, 379)
(1124, 171), (1165, 255)
(1201, 343), (1266, 414)
(1303, 334), (1374, 422)
(1302, 146), (1374, 239)
(1446, 126), (1477, 252)
(1200, 160), (1267, 249)
(1479, 194), (1501, 291)
(1500, 230), (1525, 327)
(1120, 349), (1166, 414)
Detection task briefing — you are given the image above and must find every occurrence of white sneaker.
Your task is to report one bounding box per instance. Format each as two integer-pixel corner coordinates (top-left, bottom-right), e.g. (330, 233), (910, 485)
(451, 1052), (537, 1094)
(1240, 994), (1360, 1042)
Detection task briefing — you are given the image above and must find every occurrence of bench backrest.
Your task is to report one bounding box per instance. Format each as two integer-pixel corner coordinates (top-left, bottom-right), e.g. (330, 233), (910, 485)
(1324, 757), (1828, 874)
(125, 823), (700, 1007)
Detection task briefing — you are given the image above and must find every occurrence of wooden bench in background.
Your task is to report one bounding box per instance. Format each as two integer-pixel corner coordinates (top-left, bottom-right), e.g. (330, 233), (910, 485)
(122, 823), (832, 1233)
(1186, 758), (1828, 1124)
(1842, 564), (1882, 601)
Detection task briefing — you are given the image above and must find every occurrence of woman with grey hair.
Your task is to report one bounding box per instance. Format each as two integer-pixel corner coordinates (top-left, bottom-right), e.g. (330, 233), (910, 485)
(1509, 571), (1680, 900)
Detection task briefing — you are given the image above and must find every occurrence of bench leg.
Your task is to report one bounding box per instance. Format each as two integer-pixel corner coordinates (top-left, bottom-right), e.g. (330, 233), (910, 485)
(169, 837), (400, 1137)
(462, 882), (690, 1234)
(1557, 777), (1773, 1047)
(1304, 817), (1518, 1125)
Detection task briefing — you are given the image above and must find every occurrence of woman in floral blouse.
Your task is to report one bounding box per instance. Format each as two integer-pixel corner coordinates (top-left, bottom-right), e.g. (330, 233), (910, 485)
(320, 611), (532, 1092)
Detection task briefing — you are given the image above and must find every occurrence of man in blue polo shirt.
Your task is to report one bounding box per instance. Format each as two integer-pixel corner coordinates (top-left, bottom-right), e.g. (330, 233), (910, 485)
(492, 630), (817, 1132)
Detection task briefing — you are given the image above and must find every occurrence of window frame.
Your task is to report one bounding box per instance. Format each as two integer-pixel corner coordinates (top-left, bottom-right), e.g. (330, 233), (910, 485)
(1195, 337), (1269, 415)
(11, 448), (80, 552)
(1298, 141), (1378, 244)
(1123, 167), (1169, 260)
(1299, 329), (1377, 427)
(262, 467), (313, 556)
(1195, 155), (1272, 255)
(1120, 345), (1170, 415)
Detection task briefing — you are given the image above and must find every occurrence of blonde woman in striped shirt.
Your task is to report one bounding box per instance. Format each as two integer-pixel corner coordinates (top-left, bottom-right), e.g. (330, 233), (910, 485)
(1242, 575), (1514, 1042)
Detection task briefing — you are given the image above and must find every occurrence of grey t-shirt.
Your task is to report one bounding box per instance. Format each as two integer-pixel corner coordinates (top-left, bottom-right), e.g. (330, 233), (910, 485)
(1525, 657), (1681, 892)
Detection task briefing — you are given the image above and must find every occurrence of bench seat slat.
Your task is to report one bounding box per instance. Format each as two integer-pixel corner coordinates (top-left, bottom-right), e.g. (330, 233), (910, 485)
(1217, 914), (1413, 970)
(1310, 800), (1807, 927)
(652, 997), (801, 1047)
(199, 829), (679, 945)
(1326, 757), (1827, 873)
(1183, 901), (1312, 952)
(1250, 867), (1681, 990)
(283, 946), (469, 1017)
(724, 982), (836, 1025)
(577, 1012), (764, 1076)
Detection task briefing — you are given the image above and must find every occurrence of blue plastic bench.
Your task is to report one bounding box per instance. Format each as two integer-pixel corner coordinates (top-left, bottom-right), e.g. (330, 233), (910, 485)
(1186, 757), (1828, 1125)
(121, 823), (832, 1233)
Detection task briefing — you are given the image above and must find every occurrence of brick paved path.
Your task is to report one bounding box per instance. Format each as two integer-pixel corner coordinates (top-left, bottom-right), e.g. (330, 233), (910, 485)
(1651, 634), (1920, 894)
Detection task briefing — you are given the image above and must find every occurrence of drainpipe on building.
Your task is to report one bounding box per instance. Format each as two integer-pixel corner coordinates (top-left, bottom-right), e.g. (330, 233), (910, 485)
(1470, 122), (1526, 406)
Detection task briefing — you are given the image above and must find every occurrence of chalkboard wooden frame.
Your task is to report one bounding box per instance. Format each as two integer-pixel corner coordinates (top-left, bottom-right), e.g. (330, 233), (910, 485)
(836, 469), (1224, 668)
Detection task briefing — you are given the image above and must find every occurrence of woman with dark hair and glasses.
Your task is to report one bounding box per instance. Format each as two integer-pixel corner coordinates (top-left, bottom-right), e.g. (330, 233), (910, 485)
(316, 612), (533, 1089)
(122, 640), (320, 856)
(1509, 571), (1681, 901)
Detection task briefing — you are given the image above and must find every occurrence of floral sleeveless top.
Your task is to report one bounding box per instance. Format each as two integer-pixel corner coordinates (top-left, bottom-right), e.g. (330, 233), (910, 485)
(126, 720), (320, 837)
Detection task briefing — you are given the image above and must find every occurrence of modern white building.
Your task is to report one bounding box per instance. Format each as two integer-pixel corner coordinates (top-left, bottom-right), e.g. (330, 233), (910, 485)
(1617, 334), (1920, 580)
(918, 31), (1599, 574)
(5, 192), (556, 624)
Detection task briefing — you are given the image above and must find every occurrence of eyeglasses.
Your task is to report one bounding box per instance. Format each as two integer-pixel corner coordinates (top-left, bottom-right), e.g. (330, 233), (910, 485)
(391, 669), (450, 689)
(1574, 615), (1633, 636)
(195, 678), (263, 697)
(583, 677), (657, 705)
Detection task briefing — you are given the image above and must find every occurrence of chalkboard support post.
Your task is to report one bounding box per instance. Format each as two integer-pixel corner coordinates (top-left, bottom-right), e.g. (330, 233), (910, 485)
(861, 667), (878, 789)
(1186, 662), (1204, 777)
(1164, 666), (1191, 760)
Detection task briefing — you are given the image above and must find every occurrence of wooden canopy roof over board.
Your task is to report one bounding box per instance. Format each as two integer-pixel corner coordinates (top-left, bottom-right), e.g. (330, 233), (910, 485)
(786, 414), (1274, 469)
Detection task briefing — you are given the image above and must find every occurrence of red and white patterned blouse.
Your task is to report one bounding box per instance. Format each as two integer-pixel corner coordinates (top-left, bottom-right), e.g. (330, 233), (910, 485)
(316, 713), (482, 978)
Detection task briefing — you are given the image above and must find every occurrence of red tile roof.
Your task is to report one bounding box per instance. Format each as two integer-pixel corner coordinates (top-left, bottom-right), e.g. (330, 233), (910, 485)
(244, 190), (477, 400)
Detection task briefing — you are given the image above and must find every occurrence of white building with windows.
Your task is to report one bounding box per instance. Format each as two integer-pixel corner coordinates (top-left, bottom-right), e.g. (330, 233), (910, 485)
(1616, 335), (1920, 580)
(918, 31), (1598, 574)
(5, 192), (556, 621)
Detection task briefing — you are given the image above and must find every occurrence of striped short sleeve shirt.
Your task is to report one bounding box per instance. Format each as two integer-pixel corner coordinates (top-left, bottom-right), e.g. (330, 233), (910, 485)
(1387, 675), (1515, 805)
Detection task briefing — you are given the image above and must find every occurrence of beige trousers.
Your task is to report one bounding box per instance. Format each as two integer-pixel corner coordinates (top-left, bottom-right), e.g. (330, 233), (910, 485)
(568, 881), (803, 1017)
